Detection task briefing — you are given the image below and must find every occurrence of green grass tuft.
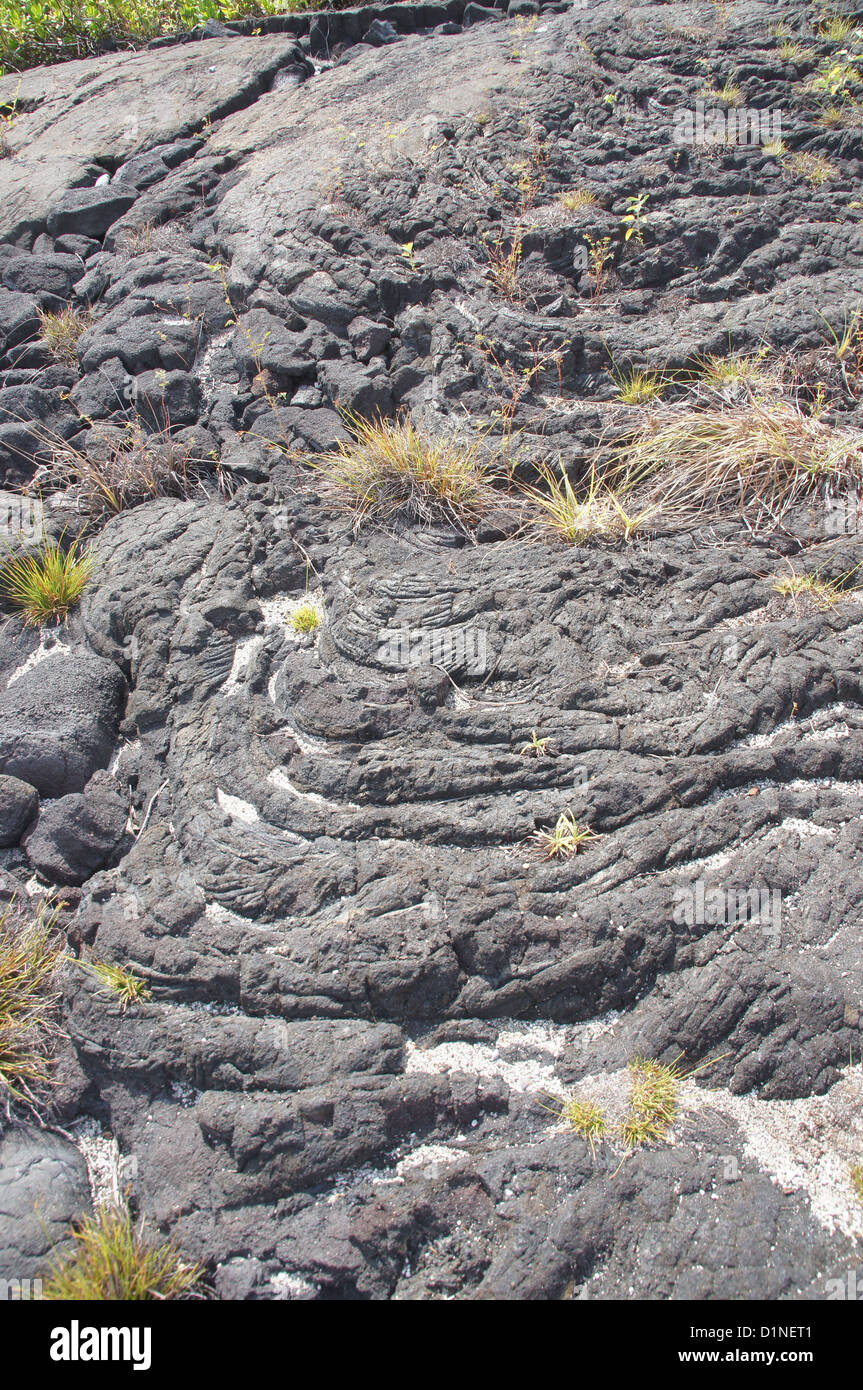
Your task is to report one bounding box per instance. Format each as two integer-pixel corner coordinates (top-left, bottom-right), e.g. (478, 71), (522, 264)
(312, 412), (497, 534)
(612, 365), (666, 405)
(619, 1056), (681, 1147)
(84, 960), (151, 1013)
(289, 599), (322, 634)
(559, 1094), (607, 1153)
(43, 1205), (202, 1301)
(0, 538), (93, 625)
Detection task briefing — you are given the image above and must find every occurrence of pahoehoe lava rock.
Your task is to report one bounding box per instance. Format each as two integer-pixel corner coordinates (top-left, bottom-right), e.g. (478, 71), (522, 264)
(0, 1128), (92, 1281)
(0, 774), (38, 847)
(0, 653), (126, 797)
(1, 0), (862, 1302)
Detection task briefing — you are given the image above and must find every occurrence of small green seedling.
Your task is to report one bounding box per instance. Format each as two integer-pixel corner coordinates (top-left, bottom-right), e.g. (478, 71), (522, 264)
(533, 810), (599, 859)
(621, 192), (650, 243)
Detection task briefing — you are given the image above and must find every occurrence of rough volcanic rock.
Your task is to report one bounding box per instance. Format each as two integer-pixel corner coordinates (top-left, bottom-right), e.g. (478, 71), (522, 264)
(46, 187), (138, 242)
(23, 772), (129, 886)
(0, 775), (38, 847)
(1, 0), (863, 1303)
(0, 1127), (91, 1282)
(0, 653), (126, 797)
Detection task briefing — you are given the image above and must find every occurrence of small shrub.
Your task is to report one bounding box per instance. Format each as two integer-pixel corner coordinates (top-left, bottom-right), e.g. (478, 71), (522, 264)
(0, 537), (92, 625)
(0, 902), (66, 1106)
(620, 192), (649, 244)
(519, 729), (550, 757)
(43, 1206), (202, 1301)
(532, 810), (599, 860)
(851, 1163), (863, 1201)
(808, 55), (863, 98)
(482, 226), (523, 300)
(0, 1), (292, 77)
(38, 305), (88, 366)
(585, 235), (613, 301)
(311, 413), (498, 534)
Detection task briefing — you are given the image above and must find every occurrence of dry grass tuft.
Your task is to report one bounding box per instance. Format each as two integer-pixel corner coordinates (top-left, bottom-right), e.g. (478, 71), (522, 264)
(38, 306), (89, 366)
(311, 413), (500, 534)
(523, 463), (655, 545)
(771, 563), (860, 611)
(35, 423), (221, 519)
(0, 901), (66, 1108)
(558, 188), (596, 211)
(605, 398), (863, 529)
(785, 151), (839, 185)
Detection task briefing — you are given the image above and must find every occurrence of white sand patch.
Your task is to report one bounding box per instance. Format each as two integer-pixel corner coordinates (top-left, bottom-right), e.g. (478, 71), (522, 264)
(406, 1015), (620, 1093)
(220, 634), (264, 695)
(278, 720), (331, 758)
(767, 817), (834, 841)
(197, 326), (234, 397)
(802, 702), (863, 743)
(396, 1143), (469, 1178)
(72, 1120), (134, 1213)
(739, 702), (863, 750)
(267, 767), (330, 805)
(405, 1039), (557, 1093)
(671, 846), (735, 878)
(5, 630), (70, 687)
(270, 1272), (318, 1299)
(216, 788), (259, 823)
(204, 900), (264, 930)
(268, 765), (360, 811)
(110, 738), (141, 777)
(692, 1066), (863, 1242)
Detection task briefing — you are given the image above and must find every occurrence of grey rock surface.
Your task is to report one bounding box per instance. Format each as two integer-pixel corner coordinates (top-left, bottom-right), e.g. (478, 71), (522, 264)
(0, 653), (126, 797)
(0, 0), (862, 1302)
(23, 772), (129, 885)
(0, 1128), (91, 1281)
(0, 774), (38, 847)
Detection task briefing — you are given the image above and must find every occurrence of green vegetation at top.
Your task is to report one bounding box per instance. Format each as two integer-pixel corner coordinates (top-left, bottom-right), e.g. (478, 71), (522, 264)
(0, 0), (380, 77)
